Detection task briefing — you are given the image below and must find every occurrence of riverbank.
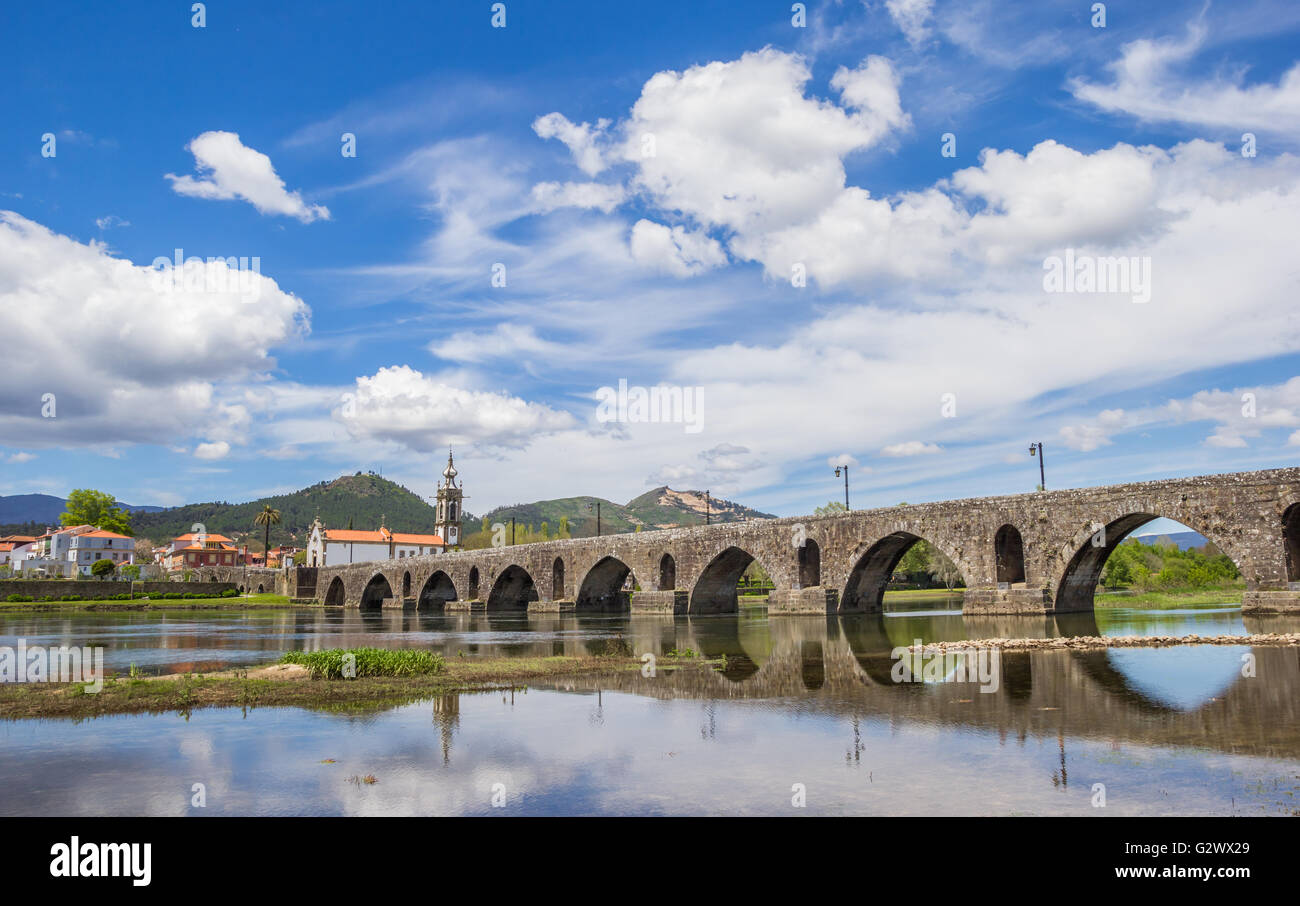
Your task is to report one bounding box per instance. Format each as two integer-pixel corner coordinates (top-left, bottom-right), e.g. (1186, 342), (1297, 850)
(0, 593), (300, 612)
(1094, 587), (1243, 609)
(0, 650), (713, 719)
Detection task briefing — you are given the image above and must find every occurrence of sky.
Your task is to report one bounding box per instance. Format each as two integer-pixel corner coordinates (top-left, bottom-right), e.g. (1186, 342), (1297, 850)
(2, 0), (1299, 520)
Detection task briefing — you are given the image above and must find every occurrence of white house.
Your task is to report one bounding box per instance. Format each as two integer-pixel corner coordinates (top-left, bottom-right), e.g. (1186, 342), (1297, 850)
(305, 518), (443, 567)
(11, 525), (135, 576)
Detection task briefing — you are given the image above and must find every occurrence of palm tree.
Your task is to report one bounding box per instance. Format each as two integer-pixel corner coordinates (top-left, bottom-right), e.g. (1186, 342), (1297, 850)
(254, 505), (282, 567)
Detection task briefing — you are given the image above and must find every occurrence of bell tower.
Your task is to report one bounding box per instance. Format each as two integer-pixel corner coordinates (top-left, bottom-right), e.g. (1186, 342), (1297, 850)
(435, 450), (464, 550)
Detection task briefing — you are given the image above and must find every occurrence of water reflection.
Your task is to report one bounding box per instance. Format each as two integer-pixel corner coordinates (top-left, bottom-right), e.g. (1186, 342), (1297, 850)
(2, 598), (1300, 815)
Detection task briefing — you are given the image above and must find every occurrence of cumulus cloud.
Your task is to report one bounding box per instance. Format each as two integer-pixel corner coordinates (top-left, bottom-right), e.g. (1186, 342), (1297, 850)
(629, 220), (727, 277)
(193, 441), (231, 460)
(337, 365), (576, 452)
(5, 452), (36, 464)
(1070, 24), (1300, 136)
(166, 131), (330, 222)
(532, 113), (613, 176)
(0, 211), (310, 449)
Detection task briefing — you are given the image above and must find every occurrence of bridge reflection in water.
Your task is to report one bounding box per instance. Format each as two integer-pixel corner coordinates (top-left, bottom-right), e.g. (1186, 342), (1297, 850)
(303, 604), (1300, 760)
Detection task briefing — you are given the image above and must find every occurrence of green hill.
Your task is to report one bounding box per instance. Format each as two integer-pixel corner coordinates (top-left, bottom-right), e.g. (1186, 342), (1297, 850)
(461, 486), (774, 543)
(129, 474), (440, 547)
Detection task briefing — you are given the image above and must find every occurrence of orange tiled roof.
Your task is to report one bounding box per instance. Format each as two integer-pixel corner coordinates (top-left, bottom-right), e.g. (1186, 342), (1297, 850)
(76, 530), (133, 540)
(391, 532), (444, 545)
(174, 532), (234, 543)
(323, 529), (390, 543)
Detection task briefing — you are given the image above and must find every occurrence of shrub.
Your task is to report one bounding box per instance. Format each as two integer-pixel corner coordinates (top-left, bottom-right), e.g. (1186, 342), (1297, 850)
(5, 594), (33, 602)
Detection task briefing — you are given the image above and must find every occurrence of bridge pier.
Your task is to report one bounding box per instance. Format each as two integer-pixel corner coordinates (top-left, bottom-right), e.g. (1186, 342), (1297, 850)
(528, 599), (575, 613)
(629, 590), (687, 614)
(961, 585), (1052, 615)
(1242, 589), (1300, 613)
(767, 587), (837, 614)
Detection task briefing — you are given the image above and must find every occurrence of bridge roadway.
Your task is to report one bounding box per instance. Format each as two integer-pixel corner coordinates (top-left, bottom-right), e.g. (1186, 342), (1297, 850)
(248, 467), (1300, 615)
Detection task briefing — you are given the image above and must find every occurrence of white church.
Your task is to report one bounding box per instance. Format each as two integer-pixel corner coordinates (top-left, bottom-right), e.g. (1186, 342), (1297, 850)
(305, 452), (465, 567)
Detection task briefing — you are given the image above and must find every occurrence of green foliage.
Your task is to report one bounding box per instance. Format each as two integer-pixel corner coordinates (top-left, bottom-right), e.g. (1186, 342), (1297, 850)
(61, 489), (133, 536)
(279, 647), (446, 679)
(1101, 538), (1240, 591)
(814, 501), (849, 516)
(90, 558), (116, 577)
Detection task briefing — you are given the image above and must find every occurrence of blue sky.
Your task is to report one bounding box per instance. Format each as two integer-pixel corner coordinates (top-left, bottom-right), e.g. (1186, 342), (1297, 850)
(2, 0), (1299, 520)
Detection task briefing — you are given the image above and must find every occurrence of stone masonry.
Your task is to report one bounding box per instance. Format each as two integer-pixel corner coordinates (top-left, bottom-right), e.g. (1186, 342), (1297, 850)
(307, 467), (1300, 616)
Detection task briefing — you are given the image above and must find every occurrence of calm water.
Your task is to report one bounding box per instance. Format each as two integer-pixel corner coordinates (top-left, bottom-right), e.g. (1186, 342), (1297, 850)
(1, 597), (1298, 816)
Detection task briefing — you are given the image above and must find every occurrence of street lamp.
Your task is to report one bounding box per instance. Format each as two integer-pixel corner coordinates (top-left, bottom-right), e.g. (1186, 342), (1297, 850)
(1029, 442), (1046, 491)
(705, 491), (711, 525)
(834, 464), (851, 509)
(585, 501), (601, 537)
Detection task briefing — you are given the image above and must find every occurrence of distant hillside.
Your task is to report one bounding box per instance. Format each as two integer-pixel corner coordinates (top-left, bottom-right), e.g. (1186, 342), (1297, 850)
(462, 486), (775, 542)
(128, 474), (440, 546)
(1132, 530), (1209, 551)
(0, 493), (165, 537)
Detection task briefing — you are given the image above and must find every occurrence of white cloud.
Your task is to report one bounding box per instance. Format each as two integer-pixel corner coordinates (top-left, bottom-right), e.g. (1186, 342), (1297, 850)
(0, 212), (309, 449)
(1071, 24), (1300, 137)
(429, 324), (567, 364)
(532, 113), (612, 176)
(5, 452), (36, 464)
(531, 181), (625, 213)
(166, 131), (330, 222)
(886, 0), (934, 46)
(629, 220), (727, 277)
(827, 453), (859, 468)
(193, 441), (231, 460)
(880, 441), (941, 457)
(337, 365), (576, 452)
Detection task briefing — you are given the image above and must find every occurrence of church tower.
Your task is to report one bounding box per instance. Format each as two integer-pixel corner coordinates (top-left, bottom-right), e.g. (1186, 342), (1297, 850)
(435, 450), (464, 550)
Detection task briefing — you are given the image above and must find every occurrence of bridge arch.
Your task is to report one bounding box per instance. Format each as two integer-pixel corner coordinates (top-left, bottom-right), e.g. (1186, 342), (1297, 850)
(690, 546), (773, 615)
(401, 571), (412, 599)
(487, 565), (537, 611)
(576, 556), (634, 611)
(1054, 512), (1247, 612)
(798, 539), (821, 588)
(552, 557), (565, 600)
(1284, 503), (1300, 582)
(360, 573), (392, 609)
(840, 531), (968, 613)
(658, 553), (676, 590)
(994, 524), (1026, 584)
(418, 570), (456, 609)
(467, 566), (480, 601)
(324, 576), (346, 606)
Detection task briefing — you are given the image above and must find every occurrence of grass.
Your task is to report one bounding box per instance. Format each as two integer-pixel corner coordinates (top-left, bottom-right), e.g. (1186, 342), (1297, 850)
(279, 647), (445, 678)
(1095, 586), (1244, 609)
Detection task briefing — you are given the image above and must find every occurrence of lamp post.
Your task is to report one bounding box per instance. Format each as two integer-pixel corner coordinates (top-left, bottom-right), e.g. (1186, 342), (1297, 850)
(1029, 442), (1046, 491)
(834, 464), (851, 509)
(586, 501), (601, 537)
(705, 491), (711, 525)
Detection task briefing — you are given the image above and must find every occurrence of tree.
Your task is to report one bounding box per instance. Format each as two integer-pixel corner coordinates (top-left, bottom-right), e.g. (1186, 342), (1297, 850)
(813, 501), (848, 516)
(254, 505), (282, 562)
(120, 564), (141, 581)
(134, 537), (157, 564)
(61, 489), (132, 536)
(91, 558), (116, 578)
(927, 548), (964, 591)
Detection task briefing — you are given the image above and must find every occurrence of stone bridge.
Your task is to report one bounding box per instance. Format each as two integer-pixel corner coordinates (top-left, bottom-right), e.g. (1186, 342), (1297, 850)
(308, 467), (1300, 615)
